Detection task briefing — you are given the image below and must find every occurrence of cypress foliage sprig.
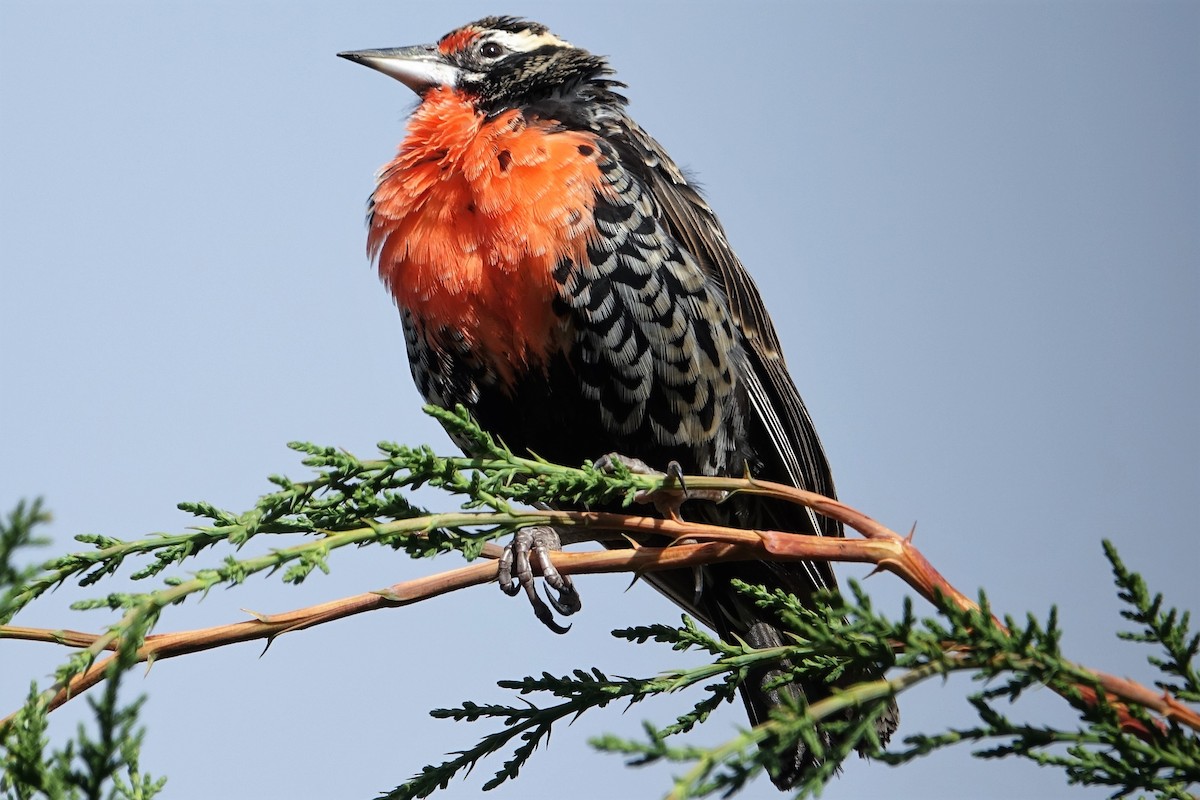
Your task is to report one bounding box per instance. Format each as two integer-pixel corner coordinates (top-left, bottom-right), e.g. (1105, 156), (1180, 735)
(2, 406), (1196, 799)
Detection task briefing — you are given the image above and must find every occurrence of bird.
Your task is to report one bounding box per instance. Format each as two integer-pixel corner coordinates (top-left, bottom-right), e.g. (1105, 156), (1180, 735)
(338, 16), (897, 788)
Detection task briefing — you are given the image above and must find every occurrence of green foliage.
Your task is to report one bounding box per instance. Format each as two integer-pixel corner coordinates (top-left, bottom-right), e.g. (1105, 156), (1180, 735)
(0, 500), (52, 625)
(1, 504), (164, 800)
(2, 679), (165, 800)
(385, 567), (1198, 800)
(869, 558), (1200, 800)
(1108, 540), (1200, 705)
(3, 407), (1197, 798)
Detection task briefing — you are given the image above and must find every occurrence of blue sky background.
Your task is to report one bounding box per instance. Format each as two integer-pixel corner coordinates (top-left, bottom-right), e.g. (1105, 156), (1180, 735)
(2, 2), (1197, 798)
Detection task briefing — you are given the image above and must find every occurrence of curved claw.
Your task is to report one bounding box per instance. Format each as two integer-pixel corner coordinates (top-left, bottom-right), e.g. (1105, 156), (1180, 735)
(665, 460), (687, 493)
(496, 525), (581, 633)
(544, 582), (582, 616)
(526, 577), (571, 635)
(530, 533), (580, 617)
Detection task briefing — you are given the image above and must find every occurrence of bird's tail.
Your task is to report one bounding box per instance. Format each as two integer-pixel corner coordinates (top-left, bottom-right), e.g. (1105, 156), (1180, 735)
(718, 587), (900, 790)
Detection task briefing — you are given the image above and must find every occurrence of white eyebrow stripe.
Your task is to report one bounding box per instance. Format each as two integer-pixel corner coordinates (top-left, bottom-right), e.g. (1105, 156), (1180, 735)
(490, 29), (571, 52)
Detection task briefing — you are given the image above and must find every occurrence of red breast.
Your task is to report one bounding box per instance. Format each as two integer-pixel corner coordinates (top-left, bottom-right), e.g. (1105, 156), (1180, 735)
(368, 87), (604, 384)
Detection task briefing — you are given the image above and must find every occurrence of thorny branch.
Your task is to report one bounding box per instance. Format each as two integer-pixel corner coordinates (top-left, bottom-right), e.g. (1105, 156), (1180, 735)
(3, 483), (1197, 737)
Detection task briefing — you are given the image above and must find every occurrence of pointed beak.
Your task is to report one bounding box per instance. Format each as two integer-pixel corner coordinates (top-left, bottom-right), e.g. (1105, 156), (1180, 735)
(337, 45), (462, 94)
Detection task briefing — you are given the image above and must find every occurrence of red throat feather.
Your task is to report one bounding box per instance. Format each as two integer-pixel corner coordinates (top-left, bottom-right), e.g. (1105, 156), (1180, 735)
(367, 88), (605, 384)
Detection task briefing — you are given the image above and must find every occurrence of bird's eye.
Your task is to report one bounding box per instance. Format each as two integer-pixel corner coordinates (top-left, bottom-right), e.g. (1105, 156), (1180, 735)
(479, 41), (505, 59)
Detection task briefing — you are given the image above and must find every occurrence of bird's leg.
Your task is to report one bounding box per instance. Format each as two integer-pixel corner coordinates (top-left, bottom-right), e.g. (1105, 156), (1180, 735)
(594, 454), (719, 606)
(594, 454), (727, 519)
(497, 525), (581, 634)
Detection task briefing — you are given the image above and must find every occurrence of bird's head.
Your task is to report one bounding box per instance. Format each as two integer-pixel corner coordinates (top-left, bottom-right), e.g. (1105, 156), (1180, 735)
(338, 16), (614, 114)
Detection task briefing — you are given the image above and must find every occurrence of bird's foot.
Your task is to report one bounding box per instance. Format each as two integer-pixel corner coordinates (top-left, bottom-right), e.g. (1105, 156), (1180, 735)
(497, 525), (581, 634)
(593, 454), (726, 519)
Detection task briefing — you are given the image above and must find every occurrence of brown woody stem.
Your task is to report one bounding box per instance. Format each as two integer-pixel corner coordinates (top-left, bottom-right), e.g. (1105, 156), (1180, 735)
(3, 485), (1197, 738)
